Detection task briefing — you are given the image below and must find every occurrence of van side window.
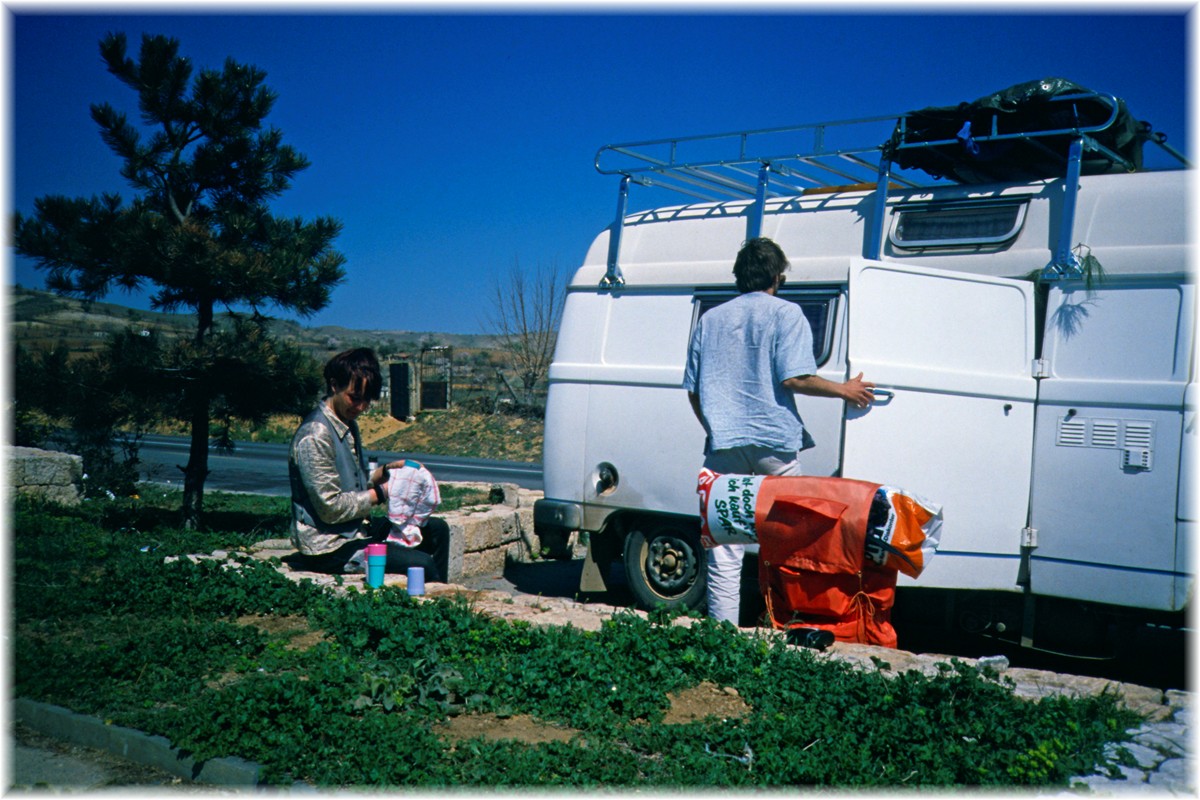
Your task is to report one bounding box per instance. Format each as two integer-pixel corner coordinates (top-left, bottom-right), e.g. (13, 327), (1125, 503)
(694, 289), (838, 366)
(889, 200), (1028, 249)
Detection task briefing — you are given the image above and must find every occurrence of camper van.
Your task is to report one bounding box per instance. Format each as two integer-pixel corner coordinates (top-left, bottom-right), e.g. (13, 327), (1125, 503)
(534, 81), (1194, 655)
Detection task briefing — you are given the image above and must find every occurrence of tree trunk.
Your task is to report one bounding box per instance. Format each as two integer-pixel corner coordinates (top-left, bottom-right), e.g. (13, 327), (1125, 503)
(521, 372), (538, 407)
(180, 391), (210, 530)
(180, 298), (215, 530)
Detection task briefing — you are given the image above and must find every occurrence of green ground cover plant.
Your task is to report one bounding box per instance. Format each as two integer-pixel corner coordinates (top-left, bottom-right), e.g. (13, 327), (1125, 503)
(13, 492), (1141, 788)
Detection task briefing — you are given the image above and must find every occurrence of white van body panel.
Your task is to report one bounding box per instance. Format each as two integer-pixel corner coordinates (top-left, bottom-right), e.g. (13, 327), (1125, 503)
(575, 172), (1191, 285)
(1175, 331), (1197, 610)
(542, 168), (1194, 616)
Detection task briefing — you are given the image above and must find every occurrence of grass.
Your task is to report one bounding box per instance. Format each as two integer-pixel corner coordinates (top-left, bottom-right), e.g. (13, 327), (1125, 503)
(121, 482), (491, 541)
(10, 491), (1144, 789)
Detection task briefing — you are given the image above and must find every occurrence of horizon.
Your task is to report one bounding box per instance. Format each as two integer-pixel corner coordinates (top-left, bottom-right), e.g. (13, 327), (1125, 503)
(8, 281), (500, 340)
(8, 6), (1193, 334)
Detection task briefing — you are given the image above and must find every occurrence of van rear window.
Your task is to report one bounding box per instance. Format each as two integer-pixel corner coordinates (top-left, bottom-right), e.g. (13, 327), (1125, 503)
(694, 289), (838, 366)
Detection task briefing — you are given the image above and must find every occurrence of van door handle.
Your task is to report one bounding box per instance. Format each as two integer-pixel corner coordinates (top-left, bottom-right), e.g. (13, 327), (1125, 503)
(870, 388), (895, 403)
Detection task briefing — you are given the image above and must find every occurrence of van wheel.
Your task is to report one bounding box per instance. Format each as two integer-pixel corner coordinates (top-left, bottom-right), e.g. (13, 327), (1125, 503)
(623, 521), (707, 612)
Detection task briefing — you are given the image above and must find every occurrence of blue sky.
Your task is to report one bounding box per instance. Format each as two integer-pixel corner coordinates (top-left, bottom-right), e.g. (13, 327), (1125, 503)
(7, 5), (1193, 334)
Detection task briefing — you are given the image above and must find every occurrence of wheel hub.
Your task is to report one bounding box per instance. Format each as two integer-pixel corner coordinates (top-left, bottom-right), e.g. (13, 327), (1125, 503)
(647, 537), (693, 590)
(623, 525), (705, 609)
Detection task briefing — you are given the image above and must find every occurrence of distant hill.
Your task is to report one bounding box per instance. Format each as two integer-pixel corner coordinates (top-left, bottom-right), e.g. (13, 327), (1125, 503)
(9, 285), (542, 459)
(8, 285), (503, 363)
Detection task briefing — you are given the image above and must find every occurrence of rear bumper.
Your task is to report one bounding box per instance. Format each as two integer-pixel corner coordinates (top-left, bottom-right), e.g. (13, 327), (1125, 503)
(534, 498), (624, 537)
(533, 498), (583, 536)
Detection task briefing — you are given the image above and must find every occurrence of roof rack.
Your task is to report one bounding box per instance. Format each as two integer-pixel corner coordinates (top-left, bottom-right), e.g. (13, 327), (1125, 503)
(594, 87), (1189, 288)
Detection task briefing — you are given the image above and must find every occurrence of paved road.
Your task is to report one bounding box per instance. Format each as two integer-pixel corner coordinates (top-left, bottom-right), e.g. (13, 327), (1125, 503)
(131, 434), (543, 494)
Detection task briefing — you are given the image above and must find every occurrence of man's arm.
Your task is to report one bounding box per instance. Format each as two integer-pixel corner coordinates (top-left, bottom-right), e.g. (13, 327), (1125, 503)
(783, 372), (876, 409)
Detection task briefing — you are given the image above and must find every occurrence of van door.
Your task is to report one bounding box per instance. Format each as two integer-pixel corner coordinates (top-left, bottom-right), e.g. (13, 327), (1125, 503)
(1029, 278), (1193, 612)
(841, 259), (1039, 592)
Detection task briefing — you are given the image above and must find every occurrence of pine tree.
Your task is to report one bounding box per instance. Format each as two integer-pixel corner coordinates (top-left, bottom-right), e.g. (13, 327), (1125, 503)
(14, 32), (345, 528)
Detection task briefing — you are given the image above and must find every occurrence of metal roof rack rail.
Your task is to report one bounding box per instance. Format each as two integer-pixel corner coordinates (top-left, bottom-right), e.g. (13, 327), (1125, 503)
(594, 87), (1189, 288)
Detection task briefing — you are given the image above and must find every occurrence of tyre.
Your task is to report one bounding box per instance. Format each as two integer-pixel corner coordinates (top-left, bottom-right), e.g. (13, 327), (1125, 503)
(622, 519), (707, 611)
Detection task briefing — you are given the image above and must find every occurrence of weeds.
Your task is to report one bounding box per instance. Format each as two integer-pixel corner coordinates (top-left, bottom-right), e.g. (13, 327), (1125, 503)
(12, 494), (1140, 788)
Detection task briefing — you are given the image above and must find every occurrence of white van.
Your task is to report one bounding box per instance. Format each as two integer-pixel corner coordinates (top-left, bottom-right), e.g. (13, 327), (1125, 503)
(534, 82), (1194, 655)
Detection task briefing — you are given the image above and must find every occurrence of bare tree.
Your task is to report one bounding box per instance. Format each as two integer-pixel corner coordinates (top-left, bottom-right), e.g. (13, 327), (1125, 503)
(487, 259), (565, 407)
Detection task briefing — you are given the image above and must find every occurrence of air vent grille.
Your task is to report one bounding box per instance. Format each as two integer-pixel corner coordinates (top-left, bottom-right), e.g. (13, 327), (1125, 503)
(1053, 415), (1156, 472)
(1124, 422), (1155, 449)
(1090, 419), (1120, 448)
(1057, 419), (1087, 446)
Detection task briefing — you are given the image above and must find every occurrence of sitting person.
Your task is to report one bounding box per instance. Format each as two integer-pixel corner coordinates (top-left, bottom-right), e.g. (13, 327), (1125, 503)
(288, 347), (450, 581)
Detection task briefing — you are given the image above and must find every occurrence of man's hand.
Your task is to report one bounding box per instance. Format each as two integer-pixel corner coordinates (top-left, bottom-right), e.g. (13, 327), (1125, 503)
(783, 372), (877, 409)
(841, 372), (876, 409)
(370, 465), (389, 486)
(372, 458), (423, 487)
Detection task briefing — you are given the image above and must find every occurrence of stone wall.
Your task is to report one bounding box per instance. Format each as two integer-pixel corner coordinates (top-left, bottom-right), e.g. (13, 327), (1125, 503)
(247, 483), (545, 585)
(9, 446), (83, 507)
(445, 483), (541, 582)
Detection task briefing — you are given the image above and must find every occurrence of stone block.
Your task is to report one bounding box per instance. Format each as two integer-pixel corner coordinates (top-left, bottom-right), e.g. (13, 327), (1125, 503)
(444, 528), (465, 583)
(461, 514), (515, 552)
(461, 546), (513, 578)
(1148, 757), (1193, 789)
(488, 482), (521, 507)
(9, 446), (83, 507)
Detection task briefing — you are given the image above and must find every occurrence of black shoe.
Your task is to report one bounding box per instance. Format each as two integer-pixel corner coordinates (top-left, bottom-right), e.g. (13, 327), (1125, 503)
(786, 627), (835, 651)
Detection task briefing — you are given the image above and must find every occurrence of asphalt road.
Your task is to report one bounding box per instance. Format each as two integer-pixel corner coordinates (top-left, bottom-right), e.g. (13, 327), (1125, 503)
(131, 434), (543, 494)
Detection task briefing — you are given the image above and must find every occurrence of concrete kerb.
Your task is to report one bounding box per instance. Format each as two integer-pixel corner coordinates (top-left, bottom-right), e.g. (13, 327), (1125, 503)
(11, 698), (274, 788)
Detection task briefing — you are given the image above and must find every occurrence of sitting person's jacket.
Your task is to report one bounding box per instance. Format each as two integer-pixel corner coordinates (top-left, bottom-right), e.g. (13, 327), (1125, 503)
(289, 403), (375, 556)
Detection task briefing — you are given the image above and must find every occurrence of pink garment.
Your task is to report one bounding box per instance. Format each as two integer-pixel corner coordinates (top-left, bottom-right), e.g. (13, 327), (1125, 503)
(385, 461), (441, 548)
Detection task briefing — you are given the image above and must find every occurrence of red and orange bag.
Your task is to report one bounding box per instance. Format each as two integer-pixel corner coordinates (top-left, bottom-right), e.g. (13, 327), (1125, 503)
(697, 470), (942, 647)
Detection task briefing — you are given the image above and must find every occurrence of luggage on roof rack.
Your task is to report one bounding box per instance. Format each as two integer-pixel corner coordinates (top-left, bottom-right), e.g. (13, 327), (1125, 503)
(888, 77), (1149, 184)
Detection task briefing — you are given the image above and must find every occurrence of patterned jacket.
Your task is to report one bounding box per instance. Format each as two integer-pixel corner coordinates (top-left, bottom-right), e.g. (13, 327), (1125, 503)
(288, 403), (375, 555)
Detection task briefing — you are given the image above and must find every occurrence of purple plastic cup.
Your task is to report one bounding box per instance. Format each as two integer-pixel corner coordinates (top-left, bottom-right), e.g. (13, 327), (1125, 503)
(406, 566), (425, 596)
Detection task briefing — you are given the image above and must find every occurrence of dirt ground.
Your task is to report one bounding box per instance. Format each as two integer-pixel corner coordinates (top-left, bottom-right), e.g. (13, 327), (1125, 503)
(433, 681), (750, 746)
(356, 412), (408, 444)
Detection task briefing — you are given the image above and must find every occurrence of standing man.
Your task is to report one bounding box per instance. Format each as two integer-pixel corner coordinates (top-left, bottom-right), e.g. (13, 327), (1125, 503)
(289, 347), (450, 581)
(683, 238), (876, 625)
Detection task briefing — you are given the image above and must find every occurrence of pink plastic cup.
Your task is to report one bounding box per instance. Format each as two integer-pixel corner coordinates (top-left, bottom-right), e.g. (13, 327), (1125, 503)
(366, 543), (387, 588)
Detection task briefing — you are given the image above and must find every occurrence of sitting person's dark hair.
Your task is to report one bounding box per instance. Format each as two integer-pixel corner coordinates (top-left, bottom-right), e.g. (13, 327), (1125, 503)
(324, 347), (382, 400)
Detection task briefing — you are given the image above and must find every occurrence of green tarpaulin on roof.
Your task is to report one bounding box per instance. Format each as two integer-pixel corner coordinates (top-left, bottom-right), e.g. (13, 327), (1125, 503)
(889, 77), (1148, 184)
